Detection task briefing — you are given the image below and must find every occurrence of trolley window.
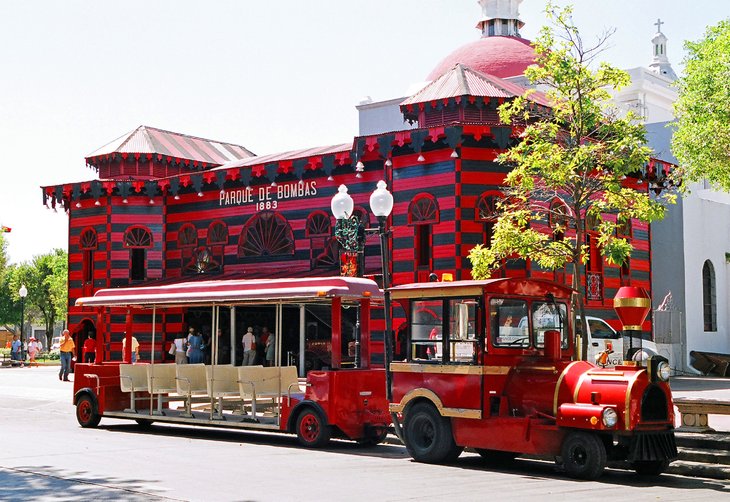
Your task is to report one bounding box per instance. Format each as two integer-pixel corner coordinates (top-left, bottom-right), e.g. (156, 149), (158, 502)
(491, 298), (529, 348)
(409, 297), (479, 363)
(532, 301), (569, 349)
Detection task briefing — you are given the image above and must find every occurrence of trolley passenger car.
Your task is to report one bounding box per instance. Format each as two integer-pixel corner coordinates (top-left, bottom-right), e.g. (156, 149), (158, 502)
(71, 277), (390, 447)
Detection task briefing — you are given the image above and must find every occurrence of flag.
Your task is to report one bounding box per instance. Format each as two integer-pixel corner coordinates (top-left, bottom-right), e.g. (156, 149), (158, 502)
(0, 226), (10, 233)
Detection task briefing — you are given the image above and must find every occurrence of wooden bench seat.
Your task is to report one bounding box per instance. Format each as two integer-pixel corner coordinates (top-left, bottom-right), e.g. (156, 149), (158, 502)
(238, 366), (302, 416)
(119, 363), (149, 412)
(175, 364), (208, 417)
(674, 398), (730, 432)
(147, 363), (179, 415)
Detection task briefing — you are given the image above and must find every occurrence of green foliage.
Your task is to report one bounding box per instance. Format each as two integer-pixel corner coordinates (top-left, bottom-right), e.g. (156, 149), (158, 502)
(469, 3), (672, 280)
(672, 19), (730, 190)
(2, 249), (67, 347)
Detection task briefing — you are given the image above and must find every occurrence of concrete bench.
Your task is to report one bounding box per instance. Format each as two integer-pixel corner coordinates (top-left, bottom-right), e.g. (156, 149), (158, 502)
(119, 364), (149, 412)
(675, 398), (730, 432)
(175, 364), (208, 417)
(147, 363), (179, 415)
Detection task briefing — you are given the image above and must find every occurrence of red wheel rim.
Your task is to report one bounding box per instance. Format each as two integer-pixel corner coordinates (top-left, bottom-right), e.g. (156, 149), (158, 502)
(299, 413), (320, 443)
(78, 400), (92, 422)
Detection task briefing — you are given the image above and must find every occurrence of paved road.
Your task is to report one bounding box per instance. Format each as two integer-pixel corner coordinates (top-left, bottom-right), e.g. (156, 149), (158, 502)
(1, 366), (729, 501)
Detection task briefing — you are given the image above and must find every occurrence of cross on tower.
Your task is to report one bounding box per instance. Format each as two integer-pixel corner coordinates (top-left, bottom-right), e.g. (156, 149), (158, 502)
(654, 18), (664, 32)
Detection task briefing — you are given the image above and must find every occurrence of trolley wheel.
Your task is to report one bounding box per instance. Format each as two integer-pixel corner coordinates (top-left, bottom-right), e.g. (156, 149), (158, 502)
(475, 449), (518, 464)
(135, 418), (154, 429)
(561, 431), (607, 480)
(404, 402), (463, 464)
(296, 408), (331, 448)
(632, 460), (669, 476)
(76, 394), (101, 428)
(357, 428), (388, 447)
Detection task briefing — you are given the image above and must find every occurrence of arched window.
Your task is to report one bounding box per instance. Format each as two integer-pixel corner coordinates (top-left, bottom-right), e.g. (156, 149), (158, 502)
(206, 221), (228, 273)
(408, 194), (439, 225)
(306, 211), (334, 269)
(409, 194), (439, 280)
(207, 221), (228, 245)
(476, 192), (502, 247)
(80, 228), (98, 293)
(238, 211), (295, 258)
(616, 217), (632, 239)
(178, 224), (197, 248)
(549, 198), (570, 242)
(178, 223), (198, 274)
(124, 226), (153, 281)
(703, 260), (717, 332)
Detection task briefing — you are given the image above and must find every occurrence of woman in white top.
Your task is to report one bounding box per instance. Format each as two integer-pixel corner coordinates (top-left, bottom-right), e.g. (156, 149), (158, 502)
(174, 335), (188, 364)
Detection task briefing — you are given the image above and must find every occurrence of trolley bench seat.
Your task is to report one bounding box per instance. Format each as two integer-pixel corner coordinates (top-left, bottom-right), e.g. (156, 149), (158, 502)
(119, 364), (150, 412)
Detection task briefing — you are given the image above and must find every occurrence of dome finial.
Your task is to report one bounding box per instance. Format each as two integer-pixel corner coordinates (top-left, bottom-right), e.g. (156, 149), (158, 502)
(476, 0), (524, 38)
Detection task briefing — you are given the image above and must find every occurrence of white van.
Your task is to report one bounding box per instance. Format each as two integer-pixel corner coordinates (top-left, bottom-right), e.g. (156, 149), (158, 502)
(51, 336), (61, 353)
(578, 316), (659, 367)
(520, 313), (658, 367)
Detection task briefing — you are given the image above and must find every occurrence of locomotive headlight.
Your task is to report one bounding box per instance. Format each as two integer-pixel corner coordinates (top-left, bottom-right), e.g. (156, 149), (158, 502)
(657, 361), (671, 382)
(648, 355), (671, 382)
(602, 407), (618, 428)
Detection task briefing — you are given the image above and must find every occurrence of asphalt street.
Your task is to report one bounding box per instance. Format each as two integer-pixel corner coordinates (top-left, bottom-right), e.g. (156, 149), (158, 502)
(1, 366), (729, 502)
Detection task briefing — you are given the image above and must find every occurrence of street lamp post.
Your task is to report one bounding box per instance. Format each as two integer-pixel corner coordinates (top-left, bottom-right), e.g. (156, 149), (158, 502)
(19, 284), (27, 361)
(330, 184), (364, 277)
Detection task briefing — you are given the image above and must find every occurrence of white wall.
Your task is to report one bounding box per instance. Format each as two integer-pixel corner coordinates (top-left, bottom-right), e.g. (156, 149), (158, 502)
(682, 182), (730, 362)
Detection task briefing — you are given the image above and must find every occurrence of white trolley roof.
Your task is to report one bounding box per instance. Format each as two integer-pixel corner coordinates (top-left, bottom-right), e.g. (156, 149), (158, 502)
(76, 276), (383, 308)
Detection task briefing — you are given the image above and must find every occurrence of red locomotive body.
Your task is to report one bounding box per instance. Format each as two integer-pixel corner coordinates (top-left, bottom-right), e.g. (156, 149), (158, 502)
(388, 278), (676, 479)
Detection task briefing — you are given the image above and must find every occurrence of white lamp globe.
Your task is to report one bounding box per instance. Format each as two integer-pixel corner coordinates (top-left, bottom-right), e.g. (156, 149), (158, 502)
(331, 184), (354, 220)
(19, 285), (27, 298)
(369, 180), (394, 217)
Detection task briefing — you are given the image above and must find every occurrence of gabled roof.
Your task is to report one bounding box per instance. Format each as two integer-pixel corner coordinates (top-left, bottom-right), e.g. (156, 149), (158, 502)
(85, 125), (255, 166)
(402, 63), (552, 108)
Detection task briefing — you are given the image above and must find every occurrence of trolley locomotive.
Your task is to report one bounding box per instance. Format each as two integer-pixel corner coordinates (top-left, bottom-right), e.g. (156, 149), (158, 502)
(388, 278), (677, 480)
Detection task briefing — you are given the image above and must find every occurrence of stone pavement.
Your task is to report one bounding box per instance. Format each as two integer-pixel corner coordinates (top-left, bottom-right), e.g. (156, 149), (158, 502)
(3, 365), (729, 480)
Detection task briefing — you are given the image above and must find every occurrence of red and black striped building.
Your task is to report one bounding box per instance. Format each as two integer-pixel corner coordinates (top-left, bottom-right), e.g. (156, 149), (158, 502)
(43, 67), (673, 364)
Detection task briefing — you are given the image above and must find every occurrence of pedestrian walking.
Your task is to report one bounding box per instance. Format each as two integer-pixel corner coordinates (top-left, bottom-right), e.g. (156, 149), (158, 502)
(59, 330), (75, 381)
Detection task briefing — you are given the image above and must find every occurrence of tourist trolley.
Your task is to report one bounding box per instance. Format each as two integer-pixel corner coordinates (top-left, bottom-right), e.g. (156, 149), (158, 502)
(388, 278), (677, 479)
(72, 277), (390, 447)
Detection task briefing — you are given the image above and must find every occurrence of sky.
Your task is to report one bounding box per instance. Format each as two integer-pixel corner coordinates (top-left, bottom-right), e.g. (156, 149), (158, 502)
(0, 0), (724, 265)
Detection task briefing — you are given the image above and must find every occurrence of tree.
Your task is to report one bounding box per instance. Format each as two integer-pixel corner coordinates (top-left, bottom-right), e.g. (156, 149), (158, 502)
(672, 19), (730, 190)
(468, 3), (673, 360)
(5, 249), (68, 350)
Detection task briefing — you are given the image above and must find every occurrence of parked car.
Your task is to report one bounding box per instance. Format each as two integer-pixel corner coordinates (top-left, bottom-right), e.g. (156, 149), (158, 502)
(577, 316), (659, 366)
(50, 336), (61, 353)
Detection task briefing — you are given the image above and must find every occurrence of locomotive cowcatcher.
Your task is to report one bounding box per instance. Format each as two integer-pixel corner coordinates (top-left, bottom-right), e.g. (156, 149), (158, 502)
(387, 278), (677, 479)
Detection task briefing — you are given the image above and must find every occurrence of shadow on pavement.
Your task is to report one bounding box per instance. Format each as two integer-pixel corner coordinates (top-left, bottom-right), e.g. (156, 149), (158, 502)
(0, 465), (176, 501)
(100, 422), (409, 460)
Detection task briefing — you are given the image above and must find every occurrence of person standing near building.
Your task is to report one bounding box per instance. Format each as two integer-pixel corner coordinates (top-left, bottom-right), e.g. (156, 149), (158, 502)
(10, 334), (21, 362)
(173, 333), (188, 364)
(122, 333), (140, 364)
(27, 337), (41, 366)
(59, 329), (75, 381)
(186, 327), (204, 364)
(82, 332), (96, 363)
(241, 327), (256, 366)
(265, 329), (276, 367)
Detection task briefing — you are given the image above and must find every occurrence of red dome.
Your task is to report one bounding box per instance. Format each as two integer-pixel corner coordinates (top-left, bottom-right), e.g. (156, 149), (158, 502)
(427, 36), (536, 81)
